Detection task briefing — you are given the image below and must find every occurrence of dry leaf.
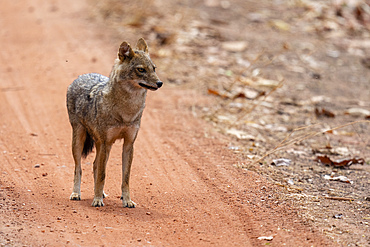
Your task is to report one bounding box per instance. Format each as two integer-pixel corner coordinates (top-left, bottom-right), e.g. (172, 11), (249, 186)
(207, 88), (228, 99)
(315, 107), (335, 118)
(316, 155), (364, 168)
(245, 77), (281, 88)
(345, 108), (370, 118)
(272, 158), (291, 166)
(324, 175), (353, 184)
(269, 20), (290, 31)
(221, 41), (248, 52)
(226, 129), (255, 140)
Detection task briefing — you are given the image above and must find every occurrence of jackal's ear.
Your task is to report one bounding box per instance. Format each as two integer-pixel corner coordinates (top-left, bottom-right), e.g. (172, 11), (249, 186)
(118, 41), (135, 62)
(136, 38), (149, 54)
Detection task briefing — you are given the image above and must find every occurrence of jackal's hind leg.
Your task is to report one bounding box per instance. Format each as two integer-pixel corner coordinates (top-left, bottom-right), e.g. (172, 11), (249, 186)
(70, 124), (86, 201)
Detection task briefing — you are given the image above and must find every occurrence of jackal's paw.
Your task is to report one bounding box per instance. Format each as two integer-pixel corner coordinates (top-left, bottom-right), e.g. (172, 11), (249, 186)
(103, 191), (108, 199)
(70, 193), (81, 201)
(121, 197), (136, 208)
(91, 198), (104, 207)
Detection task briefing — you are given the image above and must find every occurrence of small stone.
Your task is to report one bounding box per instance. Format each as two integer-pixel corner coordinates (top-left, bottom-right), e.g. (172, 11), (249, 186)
(333, 214), (343, 219)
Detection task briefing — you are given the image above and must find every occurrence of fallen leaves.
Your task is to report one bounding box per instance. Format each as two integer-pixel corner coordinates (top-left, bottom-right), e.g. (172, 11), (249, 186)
(207, 88), (228, 99)
(240, 76), (281, 89)
(316, 155), (365, 168)
(323, 175), (353, 184)
(269, 19), (290, 31)
(226, 129), (255, 140)
(271, 158), (291, 167)
(345, 108), (370, 118)
(315, 107), (335, 118)
(292, 0), (370, 35)
(207, 87), (265, 100)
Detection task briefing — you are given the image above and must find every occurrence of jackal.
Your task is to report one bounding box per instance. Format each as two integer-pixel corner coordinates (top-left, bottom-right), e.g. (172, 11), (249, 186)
(66, 38), (162, 207)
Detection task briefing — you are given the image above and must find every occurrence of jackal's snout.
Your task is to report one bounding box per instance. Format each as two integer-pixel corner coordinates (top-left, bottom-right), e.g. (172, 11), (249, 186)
(138, 79), (163, 91)
(156, 81), (163, 88)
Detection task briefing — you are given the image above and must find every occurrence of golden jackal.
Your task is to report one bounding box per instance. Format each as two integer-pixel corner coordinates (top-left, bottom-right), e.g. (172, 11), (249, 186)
(66, 38), (162, 207)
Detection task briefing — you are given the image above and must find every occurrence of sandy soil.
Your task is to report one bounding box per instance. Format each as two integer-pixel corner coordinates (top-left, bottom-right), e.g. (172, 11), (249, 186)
(0, 0), (367, 246)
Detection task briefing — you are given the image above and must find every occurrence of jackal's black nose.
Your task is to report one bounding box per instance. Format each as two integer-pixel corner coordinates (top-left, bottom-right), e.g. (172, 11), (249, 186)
(156, 81), (163, 88)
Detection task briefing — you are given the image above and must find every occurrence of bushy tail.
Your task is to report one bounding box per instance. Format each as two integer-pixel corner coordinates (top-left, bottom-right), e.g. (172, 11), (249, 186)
(82, 131), (95, 158)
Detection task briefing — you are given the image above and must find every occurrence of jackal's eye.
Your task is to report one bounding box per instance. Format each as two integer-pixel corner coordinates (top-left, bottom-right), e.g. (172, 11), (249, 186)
(137, 68), (146, 73)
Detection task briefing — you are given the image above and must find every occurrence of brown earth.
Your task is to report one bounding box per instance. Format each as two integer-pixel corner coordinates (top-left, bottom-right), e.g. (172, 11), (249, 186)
(0, 0), (368, 246)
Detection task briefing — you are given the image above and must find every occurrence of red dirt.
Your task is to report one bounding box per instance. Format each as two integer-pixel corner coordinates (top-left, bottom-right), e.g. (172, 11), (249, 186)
(0, 0), (332, 246)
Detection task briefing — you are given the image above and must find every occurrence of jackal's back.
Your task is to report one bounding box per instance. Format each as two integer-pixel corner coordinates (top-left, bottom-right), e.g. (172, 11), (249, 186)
(67, 73), (109, 124)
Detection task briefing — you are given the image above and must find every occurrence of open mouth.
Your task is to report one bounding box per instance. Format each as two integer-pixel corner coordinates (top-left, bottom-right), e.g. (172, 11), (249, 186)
(139, 83), (158, 91)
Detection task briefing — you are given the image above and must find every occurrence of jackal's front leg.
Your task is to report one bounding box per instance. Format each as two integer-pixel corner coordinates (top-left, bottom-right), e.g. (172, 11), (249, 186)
(92, 142), (111, 207)
(121, 128), (139, 208)
(70, 125), (86, 201)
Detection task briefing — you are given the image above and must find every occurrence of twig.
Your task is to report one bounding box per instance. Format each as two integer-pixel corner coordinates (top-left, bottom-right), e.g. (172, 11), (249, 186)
(321, 196), (354, 201)
(234, 79), (284, 124)
(255, 123), (321, 164)
(227, 49), (266, 91)
(38, 153), (57, 156)
(209, 51), (267, 118)
(255, 120), (370, 164)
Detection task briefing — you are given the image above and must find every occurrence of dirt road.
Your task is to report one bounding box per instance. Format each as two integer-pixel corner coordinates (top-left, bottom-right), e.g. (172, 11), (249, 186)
(0, 0), (331, 246)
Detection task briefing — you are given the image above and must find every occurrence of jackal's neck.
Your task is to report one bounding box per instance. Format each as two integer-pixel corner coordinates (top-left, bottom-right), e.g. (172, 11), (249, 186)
(105, 60), (147, 109)
(106, 80), (147, 103)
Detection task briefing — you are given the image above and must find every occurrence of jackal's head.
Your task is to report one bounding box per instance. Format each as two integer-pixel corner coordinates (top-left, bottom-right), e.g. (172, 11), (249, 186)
(112, 38), (162, 91)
